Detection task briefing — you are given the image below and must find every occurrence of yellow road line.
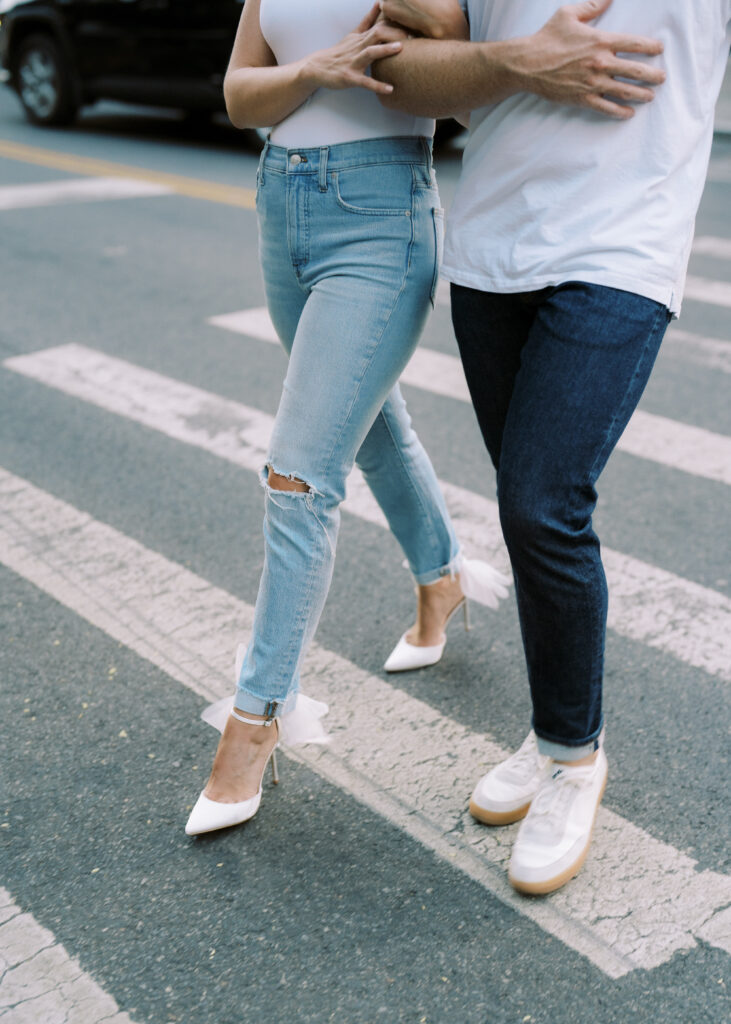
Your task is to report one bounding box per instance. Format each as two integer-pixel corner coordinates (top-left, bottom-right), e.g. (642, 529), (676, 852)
(0, 138), (256, 209)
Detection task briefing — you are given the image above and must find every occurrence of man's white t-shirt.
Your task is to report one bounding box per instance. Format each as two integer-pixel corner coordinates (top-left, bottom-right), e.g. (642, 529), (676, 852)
(259, 0), (433, 147)
(442, 1), (731, 314)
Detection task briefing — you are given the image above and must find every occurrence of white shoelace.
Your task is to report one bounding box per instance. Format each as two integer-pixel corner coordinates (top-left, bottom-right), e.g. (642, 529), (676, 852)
(520, 765), (595, 844)
(501, 735), (542, 784)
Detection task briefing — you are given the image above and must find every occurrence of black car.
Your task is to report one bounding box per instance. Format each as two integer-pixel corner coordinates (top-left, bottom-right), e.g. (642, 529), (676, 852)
(0, 0), (245, 126)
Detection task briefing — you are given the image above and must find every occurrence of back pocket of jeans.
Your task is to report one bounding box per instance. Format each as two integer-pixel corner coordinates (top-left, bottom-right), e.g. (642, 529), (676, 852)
(334, 163), (412, 216)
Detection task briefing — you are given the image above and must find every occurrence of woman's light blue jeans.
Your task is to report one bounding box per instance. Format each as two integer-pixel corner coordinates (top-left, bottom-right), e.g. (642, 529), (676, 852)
(235, 136), (459, 717)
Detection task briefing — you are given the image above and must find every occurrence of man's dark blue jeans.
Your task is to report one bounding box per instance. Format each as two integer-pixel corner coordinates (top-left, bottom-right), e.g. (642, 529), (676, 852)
(451, 281), (671, 761)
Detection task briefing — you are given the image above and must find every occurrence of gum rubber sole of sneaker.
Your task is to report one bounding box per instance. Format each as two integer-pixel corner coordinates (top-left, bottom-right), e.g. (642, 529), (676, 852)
(507, 773), (607, 896)
(468, 798), (532, 826)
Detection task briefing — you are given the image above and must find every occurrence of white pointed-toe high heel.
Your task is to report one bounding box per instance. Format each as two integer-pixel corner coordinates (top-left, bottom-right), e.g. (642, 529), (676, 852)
(384, 598), (469, 672)
(185, 649), (329, 837)
(383, 556), (511, 673)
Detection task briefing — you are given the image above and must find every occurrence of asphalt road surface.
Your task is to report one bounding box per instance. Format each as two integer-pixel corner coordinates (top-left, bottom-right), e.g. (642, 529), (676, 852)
(0, 88), (730, 1024)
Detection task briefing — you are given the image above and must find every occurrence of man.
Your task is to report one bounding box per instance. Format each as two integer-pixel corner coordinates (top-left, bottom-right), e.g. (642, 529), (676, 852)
(375, 0), (731, 894)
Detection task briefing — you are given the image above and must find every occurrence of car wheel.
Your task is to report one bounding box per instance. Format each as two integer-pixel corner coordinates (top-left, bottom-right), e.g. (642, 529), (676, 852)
(15, 34), (79, 126)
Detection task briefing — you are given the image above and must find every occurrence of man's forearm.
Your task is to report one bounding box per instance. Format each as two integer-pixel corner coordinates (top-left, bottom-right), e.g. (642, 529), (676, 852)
(373, 37), (522, 117)
(374, 2), (666, 121)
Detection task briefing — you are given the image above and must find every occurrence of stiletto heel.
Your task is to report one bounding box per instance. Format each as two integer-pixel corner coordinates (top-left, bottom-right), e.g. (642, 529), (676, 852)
(384, 556), (511, 673)
(270, 748), (280, 786)
(185, 647), (329, 836)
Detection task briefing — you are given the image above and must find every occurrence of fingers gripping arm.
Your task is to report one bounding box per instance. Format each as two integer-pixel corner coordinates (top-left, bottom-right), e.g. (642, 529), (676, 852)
(374, 0), (665, 121)
(224, 1), (406, 130)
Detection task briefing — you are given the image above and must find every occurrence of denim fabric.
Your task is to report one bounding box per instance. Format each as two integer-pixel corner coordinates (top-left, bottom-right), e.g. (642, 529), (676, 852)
(235, 137), (459, 715)
(451, 282), (671, 760)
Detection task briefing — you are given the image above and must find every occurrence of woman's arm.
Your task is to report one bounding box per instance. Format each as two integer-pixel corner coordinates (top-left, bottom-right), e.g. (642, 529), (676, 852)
(223, 0), (407, 130)
(379, 0), (469, 40)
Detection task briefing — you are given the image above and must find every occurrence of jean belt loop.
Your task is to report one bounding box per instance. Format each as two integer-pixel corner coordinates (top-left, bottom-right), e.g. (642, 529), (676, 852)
(420, 134), (433, 174)
(259, 139), (269, 186)
(319, 146), (329, 192)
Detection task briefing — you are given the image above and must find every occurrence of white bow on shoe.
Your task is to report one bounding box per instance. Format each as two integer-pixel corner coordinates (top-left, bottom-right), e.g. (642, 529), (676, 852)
(184, 646), (329, 836)
(202, 642), (330, 743)
(459, 557), (511, 609)
(383, 556), (511, 673)
(200, 692), (330, 746)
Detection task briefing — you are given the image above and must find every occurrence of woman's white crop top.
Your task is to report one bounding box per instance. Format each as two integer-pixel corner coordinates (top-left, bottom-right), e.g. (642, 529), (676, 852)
(259, 0), (434, 147)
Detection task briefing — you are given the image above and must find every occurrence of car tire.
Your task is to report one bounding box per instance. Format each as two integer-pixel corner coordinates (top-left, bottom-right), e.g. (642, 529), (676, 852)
(15, 34), (79, 126)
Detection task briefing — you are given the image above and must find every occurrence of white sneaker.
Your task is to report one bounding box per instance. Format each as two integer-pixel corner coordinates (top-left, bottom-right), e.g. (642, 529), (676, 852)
(508, 747), (608, 895)
(469, 731), (551, 825)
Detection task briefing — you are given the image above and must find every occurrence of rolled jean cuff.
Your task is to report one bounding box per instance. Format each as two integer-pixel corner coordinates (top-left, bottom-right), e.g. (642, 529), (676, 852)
(411, 548), (462, 586)
(535, 724), (604, 762)
(234, 686), (297, 718)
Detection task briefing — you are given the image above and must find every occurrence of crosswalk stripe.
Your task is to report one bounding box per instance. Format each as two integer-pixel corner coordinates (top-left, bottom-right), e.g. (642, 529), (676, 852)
(5, 343), (731, 682)
(209, 308), (278, 343)
(209, 307), (731, 486)
(663, 328), (731, 374)
(706, 155), (731, 184)
(0, 176), (173, 210)
(616, 411), (731, 485)
(1, 467), (729, 979)
(692, 235), (731, 260)
(684, 275), (731, 309)
(0, 887), (135, 1023)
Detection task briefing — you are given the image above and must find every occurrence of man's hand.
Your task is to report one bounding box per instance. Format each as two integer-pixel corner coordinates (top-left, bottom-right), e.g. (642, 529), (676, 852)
(515, 0), (665, 119)
(374, 0), (665, 119)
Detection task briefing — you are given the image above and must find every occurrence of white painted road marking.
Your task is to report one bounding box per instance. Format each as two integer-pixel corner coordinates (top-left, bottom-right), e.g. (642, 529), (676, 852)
(663, 329), (731, 374)
(706, 155), (731, 184)
(617, 411), (731, 485)
(692, 235), (731, 260)
(5, 343), (731, 682)
(684, 275), (731, 309)
(0, 176), (172, 210)
(209, 307), (731, 486)
(0, 468), (729, 979)
(0, 888), (135, 1023)
(209, 308), (278, 343)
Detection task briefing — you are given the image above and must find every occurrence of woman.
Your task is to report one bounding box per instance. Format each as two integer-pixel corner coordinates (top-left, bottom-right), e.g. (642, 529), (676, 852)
(185, 0), (508, 836)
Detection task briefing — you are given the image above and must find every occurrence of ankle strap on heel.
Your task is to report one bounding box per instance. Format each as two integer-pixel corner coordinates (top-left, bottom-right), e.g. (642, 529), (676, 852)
(230, 700), (279, 727)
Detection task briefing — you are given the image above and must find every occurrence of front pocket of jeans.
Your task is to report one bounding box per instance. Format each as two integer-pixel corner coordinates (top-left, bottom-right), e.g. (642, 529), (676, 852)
(333, 165), (412, 216)
(430, 206), (445, 306)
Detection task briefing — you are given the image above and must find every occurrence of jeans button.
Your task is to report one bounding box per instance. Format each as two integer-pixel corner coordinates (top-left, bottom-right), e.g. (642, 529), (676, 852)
(289, 153), (303, 166)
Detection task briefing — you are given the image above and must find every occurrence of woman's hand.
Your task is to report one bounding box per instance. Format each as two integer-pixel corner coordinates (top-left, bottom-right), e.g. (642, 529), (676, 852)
(301, 3), (407, 95)
(224, 0), (407, 129)
(379, 0), (469, 40)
